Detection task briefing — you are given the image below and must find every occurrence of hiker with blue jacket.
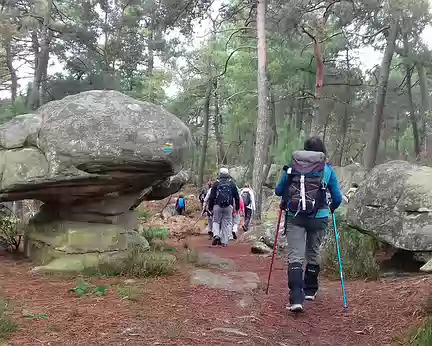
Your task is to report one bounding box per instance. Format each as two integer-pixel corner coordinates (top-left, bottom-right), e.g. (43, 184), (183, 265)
(275, 137), (342, 313)
(175, 194), (186, 215)
(208, 168), (240, 247)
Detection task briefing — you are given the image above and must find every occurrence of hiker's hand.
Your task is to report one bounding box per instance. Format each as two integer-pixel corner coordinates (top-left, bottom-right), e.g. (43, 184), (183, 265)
(329, 203), (336, 213)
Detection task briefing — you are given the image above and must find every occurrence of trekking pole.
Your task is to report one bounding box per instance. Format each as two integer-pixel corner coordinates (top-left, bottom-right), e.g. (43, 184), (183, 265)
(265, 208), (283, 295)
(332, 211), (348, 311)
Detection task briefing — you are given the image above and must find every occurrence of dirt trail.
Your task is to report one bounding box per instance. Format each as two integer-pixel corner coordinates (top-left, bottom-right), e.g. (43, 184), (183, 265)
(0, 234), (429, 345)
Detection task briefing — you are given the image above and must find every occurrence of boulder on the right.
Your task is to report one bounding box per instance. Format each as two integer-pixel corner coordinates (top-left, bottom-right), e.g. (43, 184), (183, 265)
(346, 160), (432, 252)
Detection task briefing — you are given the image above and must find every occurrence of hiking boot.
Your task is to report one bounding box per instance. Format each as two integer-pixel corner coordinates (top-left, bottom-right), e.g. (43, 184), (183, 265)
(208, 231), (213, 240)
(286, 303), (304, 313)
(212, 236), (220, 246)
(232, 231), (237, 240)
(288, 262), (304, 312)
(304, 264), (320, 301)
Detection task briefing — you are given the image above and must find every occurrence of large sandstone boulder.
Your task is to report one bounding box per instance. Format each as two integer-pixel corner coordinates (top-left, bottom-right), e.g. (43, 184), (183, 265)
(0, 90), (191, 202)
(333, 163), (367, 193)
(347, 161), (432, 252)
(0, 90), (192, 272)
(241, 218), (287, 252)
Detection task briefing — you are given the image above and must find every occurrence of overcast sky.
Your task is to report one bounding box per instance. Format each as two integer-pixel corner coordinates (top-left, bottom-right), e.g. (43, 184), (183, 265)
(4, 2), (432, 100)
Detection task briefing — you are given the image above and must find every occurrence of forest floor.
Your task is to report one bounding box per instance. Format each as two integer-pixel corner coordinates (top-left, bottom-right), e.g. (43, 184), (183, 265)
(0, 233), (430, 345)
(0, 192), (430, 345)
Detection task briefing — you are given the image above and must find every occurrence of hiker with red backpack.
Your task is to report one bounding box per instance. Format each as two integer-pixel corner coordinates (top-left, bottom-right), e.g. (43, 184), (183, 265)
(275, 137), (342, 313)
(240, 183), (256, 232)
(208, 168), (240, 247)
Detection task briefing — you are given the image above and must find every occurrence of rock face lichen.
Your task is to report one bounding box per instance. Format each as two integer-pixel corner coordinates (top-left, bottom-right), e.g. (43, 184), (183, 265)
(0, 90), (192, 272)
(347, 160), (432, 252)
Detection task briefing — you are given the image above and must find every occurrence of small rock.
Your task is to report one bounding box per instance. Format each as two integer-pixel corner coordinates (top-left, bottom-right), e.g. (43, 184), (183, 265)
(420, 258), (432, 273)
(190, 269), (260, 292)
(211, 327), (248, 337)
(251, 241), (272, 254)
(196, 252), (235, 270)
(237, 295), (254, 308)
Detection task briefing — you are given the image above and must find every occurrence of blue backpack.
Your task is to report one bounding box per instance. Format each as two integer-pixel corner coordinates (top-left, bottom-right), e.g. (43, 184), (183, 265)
(178, 197), (185, 208)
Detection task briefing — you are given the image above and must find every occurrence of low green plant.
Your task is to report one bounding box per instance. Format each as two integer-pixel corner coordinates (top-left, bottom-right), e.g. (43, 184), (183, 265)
(96, 246), (176, 278)
(141, 227), (169, 243)
(409, 319), (432, 346)
(0, 297), (17, 340)
(69, 279), (108, 297)
(115, 285), (140, 301)
(22, 311), (49, 320)
(322, 211), (380, 280)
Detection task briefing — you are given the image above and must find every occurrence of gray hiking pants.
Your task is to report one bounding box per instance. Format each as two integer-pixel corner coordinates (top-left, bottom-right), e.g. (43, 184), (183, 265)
(212, 205), (233, 245)
(285, 216), (328, 266)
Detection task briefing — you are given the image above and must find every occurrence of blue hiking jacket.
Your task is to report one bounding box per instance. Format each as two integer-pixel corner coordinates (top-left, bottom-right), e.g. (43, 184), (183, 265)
(275, 163), (342, 218)
(177, 197), (185, 209)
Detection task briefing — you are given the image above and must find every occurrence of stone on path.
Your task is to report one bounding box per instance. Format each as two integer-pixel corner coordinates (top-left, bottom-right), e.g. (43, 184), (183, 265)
(251, 241), (272, 254)
(190, 269), (260, 292)
(196, 252), (235, 270)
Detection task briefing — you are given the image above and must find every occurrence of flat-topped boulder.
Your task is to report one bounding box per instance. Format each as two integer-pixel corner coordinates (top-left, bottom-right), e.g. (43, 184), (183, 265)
(0, 90), (191, 203)
(0, 90), (192, 272)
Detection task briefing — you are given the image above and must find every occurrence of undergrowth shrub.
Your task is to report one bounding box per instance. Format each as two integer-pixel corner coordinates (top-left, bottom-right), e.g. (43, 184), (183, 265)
(96, 246), (176, 278)
(322, 210), (380, 280)
(0, 297), (17, 340)
(408, 319), (432, 346)
(0, 214), (23, 253)
(141, 227), (169, 244)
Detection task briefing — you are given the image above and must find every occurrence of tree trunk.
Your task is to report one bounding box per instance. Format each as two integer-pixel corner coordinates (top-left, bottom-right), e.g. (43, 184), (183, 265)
(395, 111), (400, 157)
(417, 63), (429, 159)
(198, 80), (212, 187)
(337, 49), (352, 166)
(27, 0), (54, 110)
(263, 71), (276, 186)
(4, 38), (17, 103)
(212, 79), (226, 165)
(364, 19), (399, 171)
(252, 0), (269, 220)
(403, 34), (421, 159)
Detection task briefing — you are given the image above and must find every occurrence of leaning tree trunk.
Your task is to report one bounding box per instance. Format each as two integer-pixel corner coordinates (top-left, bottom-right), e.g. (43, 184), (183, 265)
(252, 0), (269, 219)
(198, 80), (213, 187)
(364, 19), (399, 171)
(417, 63), (429, 159)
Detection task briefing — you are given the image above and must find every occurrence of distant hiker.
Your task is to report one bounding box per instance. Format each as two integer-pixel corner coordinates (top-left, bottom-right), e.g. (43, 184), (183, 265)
(208, 168), (240, 247)
(275, 137), (342, 313)
(203, 181), (215, 239)
(199, 181), (212, 209)
(175, 195), (186, 215)
(231, 192), (245, 240)
(240, 183), (256, 232)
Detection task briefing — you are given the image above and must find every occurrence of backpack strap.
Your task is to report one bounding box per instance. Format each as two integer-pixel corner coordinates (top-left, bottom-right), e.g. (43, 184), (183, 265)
(281, 167), (293, 210)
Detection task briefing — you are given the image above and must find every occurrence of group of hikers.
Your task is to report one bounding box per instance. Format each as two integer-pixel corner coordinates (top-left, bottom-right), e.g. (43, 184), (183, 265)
(199, 136), (343, 314)
(199, 168), (256, 247)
